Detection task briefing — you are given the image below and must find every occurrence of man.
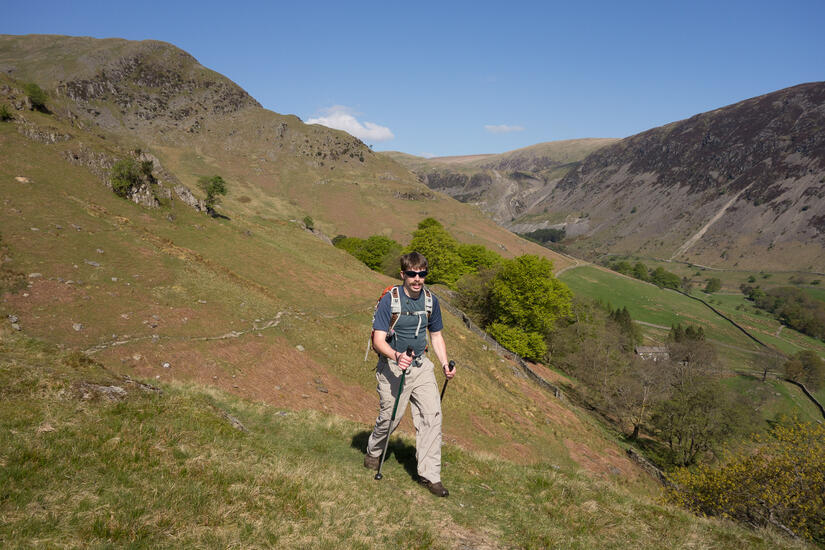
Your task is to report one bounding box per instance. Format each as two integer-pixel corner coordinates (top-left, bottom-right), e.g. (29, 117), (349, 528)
(364, 251), (456, 497)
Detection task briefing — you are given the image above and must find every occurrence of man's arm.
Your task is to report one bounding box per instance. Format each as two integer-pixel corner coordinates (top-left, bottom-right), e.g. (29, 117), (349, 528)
(372, 330), (413, 370)
(430, 330), (455, 379)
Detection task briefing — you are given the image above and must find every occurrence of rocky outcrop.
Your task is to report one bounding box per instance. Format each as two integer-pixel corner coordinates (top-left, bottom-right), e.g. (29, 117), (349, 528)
(47, 40), (260, 134)
(16, 120), (72, 143)
(174, 184), (206, 212)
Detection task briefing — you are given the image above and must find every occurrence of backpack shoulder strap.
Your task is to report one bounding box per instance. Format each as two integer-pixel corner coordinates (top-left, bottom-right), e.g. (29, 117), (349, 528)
(424, 287), (433, 319)
(389, 286), (402, 330)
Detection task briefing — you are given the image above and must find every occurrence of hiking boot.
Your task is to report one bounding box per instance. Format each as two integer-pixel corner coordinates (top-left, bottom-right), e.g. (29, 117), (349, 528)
(419, 477), (449, 497)
(363, 454), (380, 470)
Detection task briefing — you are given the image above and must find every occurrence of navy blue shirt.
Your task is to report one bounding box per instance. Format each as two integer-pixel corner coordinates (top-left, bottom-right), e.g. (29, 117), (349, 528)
(373, 286), (443, 356)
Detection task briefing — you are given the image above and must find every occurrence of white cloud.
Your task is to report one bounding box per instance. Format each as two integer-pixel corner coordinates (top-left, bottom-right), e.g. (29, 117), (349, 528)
(484, 124), (525, 134)
(307, 105), (394, 142)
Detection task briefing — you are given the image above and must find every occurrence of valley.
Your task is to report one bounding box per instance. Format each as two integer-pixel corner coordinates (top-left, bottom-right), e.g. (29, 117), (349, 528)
(1, 34), (823, 548)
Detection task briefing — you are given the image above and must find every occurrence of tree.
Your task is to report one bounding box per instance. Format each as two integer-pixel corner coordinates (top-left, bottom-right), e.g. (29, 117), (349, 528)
(359, 235), (401, 272)
(24, 83), (48, 112)
(632, 262), (649, 281)
(785, 350), (825, 390)
(487, 255), (572, 361)
(611, 261), (633, 275)
(609, 306), (642, 347)
(650, 267), (681, 289)
(407, 220), (468, 287)
(704, 278), (722, 293)
(198, 175), (228, 214)
(650, 378), (746, 466)
(110, 158), (144, 198)
(456, 243), (502, 271)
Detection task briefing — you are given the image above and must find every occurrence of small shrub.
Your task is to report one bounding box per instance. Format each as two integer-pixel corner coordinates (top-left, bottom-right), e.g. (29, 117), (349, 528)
(0, 103), (13, 121)
(24, 83), (48, 112)
(303, 216), (314, 231)
(110, 158), (143, 198)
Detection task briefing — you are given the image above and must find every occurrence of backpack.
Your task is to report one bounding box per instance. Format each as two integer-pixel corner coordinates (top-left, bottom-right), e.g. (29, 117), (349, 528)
(365, 285), (433, 361)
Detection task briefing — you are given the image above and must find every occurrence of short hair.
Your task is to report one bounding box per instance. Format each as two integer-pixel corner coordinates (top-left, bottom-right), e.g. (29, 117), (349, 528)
(400, 252), (428, 271)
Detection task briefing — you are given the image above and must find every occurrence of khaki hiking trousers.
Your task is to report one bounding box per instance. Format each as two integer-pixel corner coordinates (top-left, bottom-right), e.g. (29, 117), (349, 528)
(366, 354), (443, 483)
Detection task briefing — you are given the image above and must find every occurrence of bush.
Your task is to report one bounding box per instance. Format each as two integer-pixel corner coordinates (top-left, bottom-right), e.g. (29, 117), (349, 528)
(303, 216), (314, 231)
(488, 322), (547, 361)
(704, 278), (722, 293)
(667, 419), (825, 543)
(334, 235), (401, 274)
(110, 158), (144, 198)
(0, 104), (12, 121)
(24, 83), (47, 111)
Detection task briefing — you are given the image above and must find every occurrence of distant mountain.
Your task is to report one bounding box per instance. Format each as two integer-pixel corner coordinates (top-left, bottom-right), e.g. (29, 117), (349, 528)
(383, 139), (617, 223)
(518, 82), (825, 271)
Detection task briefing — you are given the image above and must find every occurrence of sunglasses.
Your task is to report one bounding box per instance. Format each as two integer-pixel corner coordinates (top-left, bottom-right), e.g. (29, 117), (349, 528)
(403, 270), (428, 278)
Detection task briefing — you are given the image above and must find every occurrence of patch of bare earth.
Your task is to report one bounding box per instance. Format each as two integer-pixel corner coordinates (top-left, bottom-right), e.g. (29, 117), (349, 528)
(108, 337), (378, 423)
(564, 438), (641, 481)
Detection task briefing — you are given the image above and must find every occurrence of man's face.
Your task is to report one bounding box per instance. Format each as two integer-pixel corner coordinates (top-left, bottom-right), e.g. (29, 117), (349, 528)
(401, 266), (427, 294)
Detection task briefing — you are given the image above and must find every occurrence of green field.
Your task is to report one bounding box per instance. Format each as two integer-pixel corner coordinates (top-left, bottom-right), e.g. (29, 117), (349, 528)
(560, 265), (825, 364)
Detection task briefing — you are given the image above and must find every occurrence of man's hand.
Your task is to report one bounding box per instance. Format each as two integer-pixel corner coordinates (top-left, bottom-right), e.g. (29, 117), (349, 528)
(396, 351), (413, 371)
(443, 362), (456, 380)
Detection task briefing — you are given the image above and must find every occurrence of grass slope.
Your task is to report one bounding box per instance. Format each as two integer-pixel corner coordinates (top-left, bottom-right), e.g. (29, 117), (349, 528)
(0, 331), (809, 549)
(0, 104), (638, 485)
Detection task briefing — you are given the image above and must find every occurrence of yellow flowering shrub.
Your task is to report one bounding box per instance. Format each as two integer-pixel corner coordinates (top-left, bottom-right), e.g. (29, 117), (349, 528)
(667, 419), (825, 543)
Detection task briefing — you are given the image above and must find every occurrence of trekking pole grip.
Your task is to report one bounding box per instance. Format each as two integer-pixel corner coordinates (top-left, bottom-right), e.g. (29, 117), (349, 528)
(441, 360), (455, 402)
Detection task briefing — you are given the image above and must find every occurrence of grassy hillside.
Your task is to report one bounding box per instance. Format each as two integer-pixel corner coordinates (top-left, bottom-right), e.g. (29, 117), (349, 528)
(0, 96), (635, 481)
(0, 330), (810, 549)
(0, 35), (571, 272)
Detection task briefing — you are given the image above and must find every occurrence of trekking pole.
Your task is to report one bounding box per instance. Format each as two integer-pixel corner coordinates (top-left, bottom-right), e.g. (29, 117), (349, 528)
(375, 346), (413, 481)
(440, 360), (455, 402)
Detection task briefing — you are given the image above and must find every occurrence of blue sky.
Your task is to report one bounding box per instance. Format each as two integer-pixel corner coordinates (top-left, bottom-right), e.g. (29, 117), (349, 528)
(3, 0), (824, 157)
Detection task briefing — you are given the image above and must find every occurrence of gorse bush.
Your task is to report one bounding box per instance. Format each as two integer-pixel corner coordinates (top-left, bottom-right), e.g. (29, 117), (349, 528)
(667, 419), (825, 543)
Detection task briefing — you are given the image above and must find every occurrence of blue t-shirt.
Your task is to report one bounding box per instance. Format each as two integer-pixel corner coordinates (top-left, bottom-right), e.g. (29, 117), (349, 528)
(373, 286), (443, 356)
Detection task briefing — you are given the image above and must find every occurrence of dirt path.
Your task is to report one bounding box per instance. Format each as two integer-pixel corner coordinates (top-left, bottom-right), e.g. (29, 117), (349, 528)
(83, 311), (294, 354)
